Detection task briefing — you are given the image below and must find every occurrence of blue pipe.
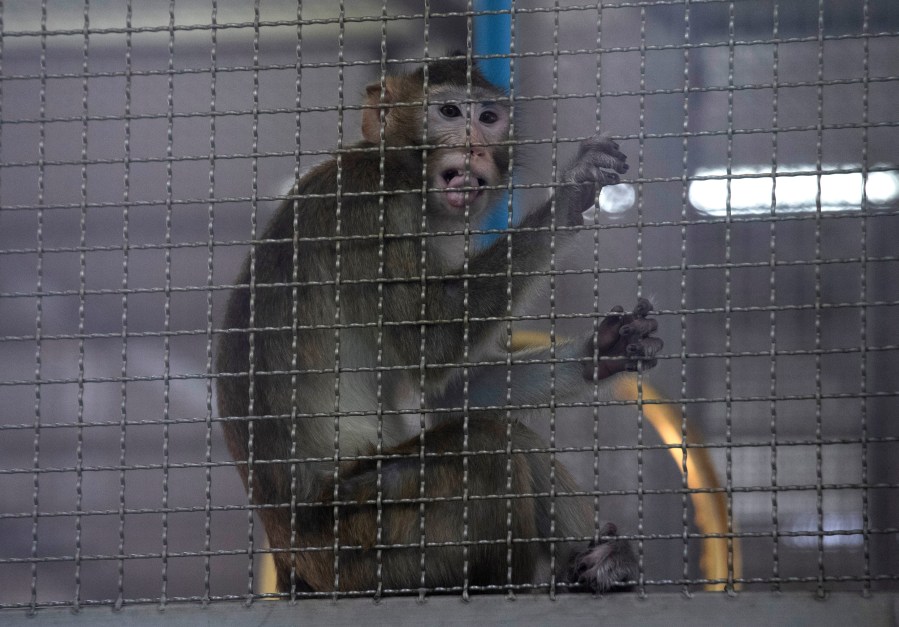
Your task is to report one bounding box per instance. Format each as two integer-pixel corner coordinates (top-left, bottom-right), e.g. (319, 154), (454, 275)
(473, 0), (514, 247)
(473, 0), (512, 89)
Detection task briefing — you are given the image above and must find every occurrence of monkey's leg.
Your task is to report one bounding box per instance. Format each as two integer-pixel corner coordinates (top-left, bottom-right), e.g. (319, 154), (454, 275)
(296, 419), (638, 594)
(520, 437), (639, 594)
(299, 419), (631, 593)
(308, 420), (542, 592)
(423, 134), (630, 367)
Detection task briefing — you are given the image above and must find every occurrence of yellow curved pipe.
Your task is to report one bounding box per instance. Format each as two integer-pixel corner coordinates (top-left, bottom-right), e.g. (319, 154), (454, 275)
(512, 329), (741, 590)
(259, 543), (278, 598)
(611, 375), (742, 591)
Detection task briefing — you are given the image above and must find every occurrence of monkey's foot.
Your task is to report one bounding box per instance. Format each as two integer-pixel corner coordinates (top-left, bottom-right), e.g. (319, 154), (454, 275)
(567, 523), (638, 593)
(585, 297), (663, 381)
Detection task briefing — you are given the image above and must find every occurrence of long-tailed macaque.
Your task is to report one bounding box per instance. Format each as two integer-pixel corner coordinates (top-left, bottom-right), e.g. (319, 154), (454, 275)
(216, 56), (663, 595)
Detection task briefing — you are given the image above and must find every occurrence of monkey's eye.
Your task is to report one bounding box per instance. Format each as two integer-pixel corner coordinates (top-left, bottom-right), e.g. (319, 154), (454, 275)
(439, 104), (462, 118)
(479, 110), (499, 125)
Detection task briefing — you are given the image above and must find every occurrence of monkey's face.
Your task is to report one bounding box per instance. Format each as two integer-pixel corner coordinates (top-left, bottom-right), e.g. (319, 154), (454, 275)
(425, 85), (510, 219)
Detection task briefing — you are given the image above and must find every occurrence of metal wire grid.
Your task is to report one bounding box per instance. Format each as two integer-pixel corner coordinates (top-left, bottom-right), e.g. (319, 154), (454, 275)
(0, 0), (896, 612)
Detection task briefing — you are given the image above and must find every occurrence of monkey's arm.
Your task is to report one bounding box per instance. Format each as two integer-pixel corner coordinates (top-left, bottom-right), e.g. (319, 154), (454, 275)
(429, 298), (662, 411)
(463, 134), (629, 285)
(417, 135), (661, 399)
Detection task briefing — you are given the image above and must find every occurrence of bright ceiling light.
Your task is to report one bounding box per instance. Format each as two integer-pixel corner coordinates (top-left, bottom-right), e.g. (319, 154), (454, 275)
(689, 165), (899, 217)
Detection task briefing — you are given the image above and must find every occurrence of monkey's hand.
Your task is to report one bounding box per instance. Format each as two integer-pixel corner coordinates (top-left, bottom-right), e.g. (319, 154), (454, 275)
(584, 297), (662, 381)
(567, 522), (637, 593)
(559, 133), (628, 223)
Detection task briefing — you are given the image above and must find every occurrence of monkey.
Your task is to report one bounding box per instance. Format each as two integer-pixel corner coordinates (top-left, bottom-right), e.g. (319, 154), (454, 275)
(216, 55), (663, 595)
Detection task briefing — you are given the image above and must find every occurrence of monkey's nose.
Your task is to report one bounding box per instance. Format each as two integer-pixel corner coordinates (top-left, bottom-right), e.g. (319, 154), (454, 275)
(470, 147), (487, 158)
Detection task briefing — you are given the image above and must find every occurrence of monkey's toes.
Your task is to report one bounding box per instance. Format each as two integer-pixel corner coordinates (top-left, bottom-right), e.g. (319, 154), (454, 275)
(567, 523), (637, 593)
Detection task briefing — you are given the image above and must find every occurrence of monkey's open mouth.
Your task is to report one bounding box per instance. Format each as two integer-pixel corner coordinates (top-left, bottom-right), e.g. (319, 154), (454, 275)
(440, 168), (487, 208)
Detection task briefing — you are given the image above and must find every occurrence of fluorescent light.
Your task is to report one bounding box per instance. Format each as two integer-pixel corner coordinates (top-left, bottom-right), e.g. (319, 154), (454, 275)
(689, 165), (899, 217)
(783, 512), (864, 549)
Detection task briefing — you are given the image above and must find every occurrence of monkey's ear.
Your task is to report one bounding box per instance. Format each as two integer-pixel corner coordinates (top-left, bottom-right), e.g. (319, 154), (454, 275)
(361, 76), (399, 144)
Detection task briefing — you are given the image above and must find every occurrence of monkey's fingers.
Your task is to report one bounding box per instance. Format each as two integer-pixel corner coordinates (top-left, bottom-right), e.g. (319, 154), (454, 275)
(588, 307), (633, 380)
(631, 296), (653, 319)
(620, 316), (658, 339)
(563, 132), (630, 219)
(579, 133), (629, 170)
(594, 305), (626, 350)
(622, 298), (662, 372)
(595, 301), (656, 352)
(624, 336), (663, 372)
(587, 299), (663, 380)
(598, 521), (619, 538)
(570, 162), (624, 189)
(580, 150), (629, 178)
(622, 307), (662, 372)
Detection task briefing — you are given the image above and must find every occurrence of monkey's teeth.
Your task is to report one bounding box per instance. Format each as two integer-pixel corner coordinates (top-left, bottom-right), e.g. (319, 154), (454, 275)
(441, 169), (486, 208)
(441, 170), (487, 189)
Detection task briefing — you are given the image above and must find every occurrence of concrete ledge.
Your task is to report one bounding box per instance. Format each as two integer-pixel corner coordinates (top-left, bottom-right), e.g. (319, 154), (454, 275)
(5, 592), (898, 627)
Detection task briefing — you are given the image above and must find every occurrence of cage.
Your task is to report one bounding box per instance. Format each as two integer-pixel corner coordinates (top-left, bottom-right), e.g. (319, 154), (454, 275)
(0, 0), (896, 623)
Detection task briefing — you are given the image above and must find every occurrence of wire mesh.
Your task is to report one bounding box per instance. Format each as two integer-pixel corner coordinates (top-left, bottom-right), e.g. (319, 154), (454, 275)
(0, 0), (897, 613)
